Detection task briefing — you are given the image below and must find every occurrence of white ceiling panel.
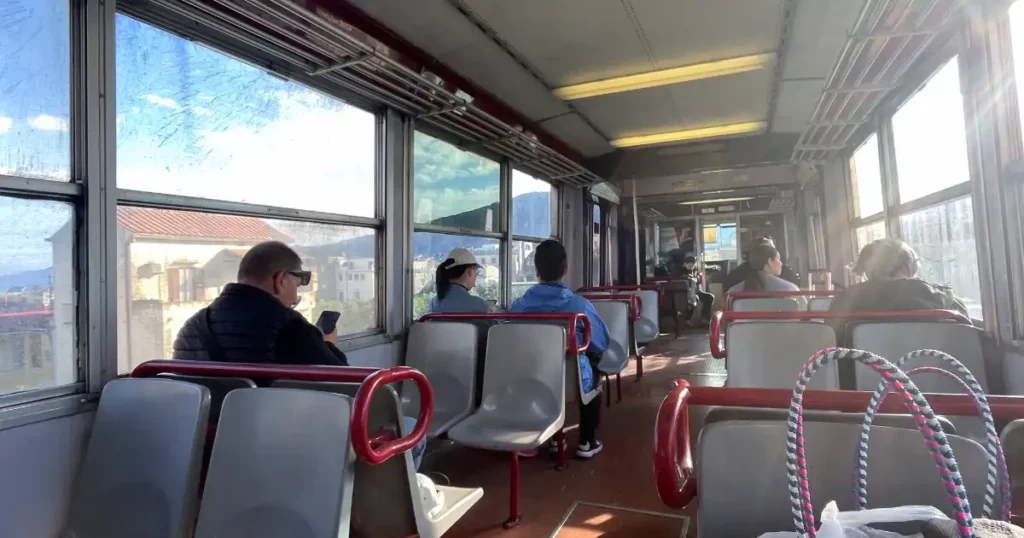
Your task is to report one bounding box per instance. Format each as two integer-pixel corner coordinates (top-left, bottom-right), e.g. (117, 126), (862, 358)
(574, 69), (772, 139)
(462, 0), (655, 86)
(772, 79), (825, 133)
(630, 0), (784, 68)
(782, 0), (865, 80)
(347, 0), (570, 122)
(538, 113), (615, 157)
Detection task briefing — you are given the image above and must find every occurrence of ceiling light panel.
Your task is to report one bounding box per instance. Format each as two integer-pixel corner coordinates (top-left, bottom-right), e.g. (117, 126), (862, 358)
(610, 121), (767, 148)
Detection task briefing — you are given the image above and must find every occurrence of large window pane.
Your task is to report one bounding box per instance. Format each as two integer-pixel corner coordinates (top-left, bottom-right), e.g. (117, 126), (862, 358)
(0, 1), (70, 181)
(512, 170), (555, 237)
(850, 135), (884, 218)
(900, 196), (982, 319)
(892, 58), (970, 203)
(412, 232), (500, 318)
(116, 206), (378, 373)
(512, 240), (540, 301)
(0, 197), (75, 394)
(413, 133), (500, 231)
(1010, 1), (1024, 148)
(702, 222), (737, 262)
(854, 220), (886, 254)
(115, 16), (376, 217)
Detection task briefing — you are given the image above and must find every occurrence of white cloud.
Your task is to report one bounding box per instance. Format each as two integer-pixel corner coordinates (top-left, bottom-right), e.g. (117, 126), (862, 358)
(190, 106), (212, 116)
(143, 94), (181, 110)
(0, 117), (12, 134)
(29, 114), (68, 132)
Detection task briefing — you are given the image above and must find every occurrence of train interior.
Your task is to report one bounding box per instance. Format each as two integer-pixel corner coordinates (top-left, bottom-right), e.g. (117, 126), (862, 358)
(3, 0), (1024, 537)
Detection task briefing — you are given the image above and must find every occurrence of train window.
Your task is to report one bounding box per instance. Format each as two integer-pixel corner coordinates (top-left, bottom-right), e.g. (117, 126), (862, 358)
(413, 133), (500, 232)
(854, 220), (886, 254)
(592, 204), (602, 287)
(511, 240), (540, 301)
(0, 197), (76, 395)
(0, 0), (70, 181)
(892, 58), (970, 204)
(115, 206), (379, 374)
(412, 233), (500, 318)
(1011, 1), (1024, 141)
(900, 196), (982, 319)
(114, 15), (377, 217)
(511, 170), (556, 238)
(849, 134), (883, 218)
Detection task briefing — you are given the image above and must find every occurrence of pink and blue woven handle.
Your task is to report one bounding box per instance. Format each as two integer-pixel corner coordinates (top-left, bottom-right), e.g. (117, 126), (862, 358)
(787, 348), (975, 538)
(854, 350), (1009, 521)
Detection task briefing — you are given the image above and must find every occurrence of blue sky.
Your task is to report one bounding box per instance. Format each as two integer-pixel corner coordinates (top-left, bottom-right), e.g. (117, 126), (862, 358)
(0, 5), (552, 279)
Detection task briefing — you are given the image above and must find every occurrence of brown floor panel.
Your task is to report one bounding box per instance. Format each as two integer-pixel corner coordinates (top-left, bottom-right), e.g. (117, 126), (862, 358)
(550, 502), (689, 537)
(429, 331), (713, 538)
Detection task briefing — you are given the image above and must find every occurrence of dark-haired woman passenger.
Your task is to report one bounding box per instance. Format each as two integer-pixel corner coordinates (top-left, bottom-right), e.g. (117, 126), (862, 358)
(427, 248), (494, 314)
(726, 243), (805, 308)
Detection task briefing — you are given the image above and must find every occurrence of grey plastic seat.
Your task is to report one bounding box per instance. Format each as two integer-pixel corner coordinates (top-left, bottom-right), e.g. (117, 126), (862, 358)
(732, 297), (802, 312)
(725, 322), (837, 389)
(1000, 419), (1024, 502)
(634, 289), (660, 344)
(591, 300), (630, 376)
(851, 322), (988, 440)
(703, 406), (956, 434)
(402, 321), (480, 438)
(65, 378), (210, 538)
(448, 323), (566, 452)
(272, 380), (483, 538)
(194, 388), (355, 538)
(698, 419), (997, 537)
(808, 297), (833, 311)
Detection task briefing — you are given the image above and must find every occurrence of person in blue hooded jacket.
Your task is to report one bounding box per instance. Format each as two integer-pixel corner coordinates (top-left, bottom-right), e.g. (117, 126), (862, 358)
(510, 239), (610, 459)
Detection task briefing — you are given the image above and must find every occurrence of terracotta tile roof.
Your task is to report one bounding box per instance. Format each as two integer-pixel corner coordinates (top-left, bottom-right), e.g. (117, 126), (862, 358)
(116, 207), (292, 243)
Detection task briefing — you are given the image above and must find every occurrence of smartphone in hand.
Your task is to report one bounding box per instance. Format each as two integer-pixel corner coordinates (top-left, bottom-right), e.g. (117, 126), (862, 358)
(316, 310), (341, 335)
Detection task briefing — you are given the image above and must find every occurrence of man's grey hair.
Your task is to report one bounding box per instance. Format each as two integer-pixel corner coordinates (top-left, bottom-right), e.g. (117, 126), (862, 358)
(238, 241), (302, 283)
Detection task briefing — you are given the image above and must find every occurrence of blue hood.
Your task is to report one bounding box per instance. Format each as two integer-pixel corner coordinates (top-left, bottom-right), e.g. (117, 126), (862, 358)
(513, 282), (577, 311)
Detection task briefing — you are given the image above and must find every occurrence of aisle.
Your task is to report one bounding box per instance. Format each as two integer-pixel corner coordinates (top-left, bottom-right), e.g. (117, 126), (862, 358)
(432, 330), (721, 538)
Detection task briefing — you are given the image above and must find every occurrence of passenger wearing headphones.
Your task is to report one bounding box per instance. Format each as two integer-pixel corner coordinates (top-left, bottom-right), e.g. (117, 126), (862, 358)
(427, 248), (494, 314)
(828, 238), (970, 342)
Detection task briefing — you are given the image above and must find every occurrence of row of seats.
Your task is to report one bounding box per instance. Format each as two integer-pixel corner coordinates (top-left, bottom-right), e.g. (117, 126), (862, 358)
(731, 295), (833, 312)
(66, 370), (481, 538)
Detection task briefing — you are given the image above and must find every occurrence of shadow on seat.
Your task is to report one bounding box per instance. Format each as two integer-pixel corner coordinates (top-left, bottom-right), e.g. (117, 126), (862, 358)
(65, 378), (210, 538)
(402, 321), (481, 438)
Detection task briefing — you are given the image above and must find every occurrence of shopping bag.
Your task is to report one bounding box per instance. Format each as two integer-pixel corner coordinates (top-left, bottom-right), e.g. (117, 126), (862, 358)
(784, 348), (976, 538)
(758, 501), (948, 538)
(854, 349), (1010, 521)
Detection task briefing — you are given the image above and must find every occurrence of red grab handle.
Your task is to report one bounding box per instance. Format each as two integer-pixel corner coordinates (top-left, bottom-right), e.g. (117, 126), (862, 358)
(350, 366), (434, 465)
(653, 379), (696, 509)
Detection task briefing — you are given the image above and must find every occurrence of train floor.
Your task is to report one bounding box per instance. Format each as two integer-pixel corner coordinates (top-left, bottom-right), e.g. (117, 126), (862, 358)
(424, 329), (722, 538)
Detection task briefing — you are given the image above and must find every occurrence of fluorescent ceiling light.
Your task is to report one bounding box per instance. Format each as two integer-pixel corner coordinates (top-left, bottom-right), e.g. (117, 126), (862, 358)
(610, 121), (766, 148)
(553, 52), (775, 100)
(678, 196), (755, 205)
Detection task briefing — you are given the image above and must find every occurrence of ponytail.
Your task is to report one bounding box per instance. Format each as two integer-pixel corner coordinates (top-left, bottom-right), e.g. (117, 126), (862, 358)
(745, 244), (780, 291)
(435, 258), (456, 300)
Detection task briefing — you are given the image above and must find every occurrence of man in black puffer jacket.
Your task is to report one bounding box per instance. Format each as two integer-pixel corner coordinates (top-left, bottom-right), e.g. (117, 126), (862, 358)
(173, 241), (348, 366)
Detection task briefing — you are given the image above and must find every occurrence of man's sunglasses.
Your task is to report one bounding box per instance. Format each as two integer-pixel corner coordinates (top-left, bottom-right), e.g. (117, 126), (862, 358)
(287, 270), (312, 286)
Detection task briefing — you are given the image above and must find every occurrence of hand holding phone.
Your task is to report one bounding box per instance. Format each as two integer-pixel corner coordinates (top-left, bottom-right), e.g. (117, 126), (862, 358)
(316, 310), (341, 336)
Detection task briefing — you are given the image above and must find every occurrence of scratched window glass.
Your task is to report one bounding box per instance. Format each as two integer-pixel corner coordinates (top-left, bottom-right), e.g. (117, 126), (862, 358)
(115, 14), (376, 217)
(0, 197), (76, 395)
(0, 0), (71, 181)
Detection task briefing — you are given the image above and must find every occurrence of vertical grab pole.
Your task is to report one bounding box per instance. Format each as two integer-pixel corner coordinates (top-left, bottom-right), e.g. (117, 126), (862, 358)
(632, 179), (641, 285)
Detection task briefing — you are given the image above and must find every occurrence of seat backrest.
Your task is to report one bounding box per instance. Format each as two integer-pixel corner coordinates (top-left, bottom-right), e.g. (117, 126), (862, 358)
(270, 380), (421, 538)
(481, 323), (566, 424)
(66, 378), (210, 538)
(194, 388), (354, 538)
(156, 373), (256, 421)
(1000, 419), (1024, 497)
(590, 301), (630, 374)
(732, 297), (801, 312)
(703, 406), (956, 434)
(403, 321), (480, 422)
(851, 322), (988, 392)
(726, 322), (837, 389)
(698, 419), (996, 537)
(808, 297), (833, 312)
(635, 289), (660, 342)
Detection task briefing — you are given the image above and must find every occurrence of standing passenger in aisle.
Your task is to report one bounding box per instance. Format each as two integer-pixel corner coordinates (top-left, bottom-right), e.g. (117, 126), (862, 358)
(428, 248), (494, 314)
(510, 239), (610, 459)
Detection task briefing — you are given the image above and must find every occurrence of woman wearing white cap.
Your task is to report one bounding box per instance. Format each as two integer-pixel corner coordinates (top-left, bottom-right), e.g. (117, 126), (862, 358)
(428, 248), (494, 314)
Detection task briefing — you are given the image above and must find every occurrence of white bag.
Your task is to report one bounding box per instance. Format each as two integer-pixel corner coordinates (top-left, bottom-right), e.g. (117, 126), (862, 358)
(758, 501), (949, 538)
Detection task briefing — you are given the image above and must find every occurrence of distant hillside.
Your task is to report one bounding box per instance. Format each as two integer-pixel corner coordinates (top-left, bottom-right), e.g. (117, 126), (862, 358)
(0, 268), (53, 292)
(300, 192), (551, 260)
